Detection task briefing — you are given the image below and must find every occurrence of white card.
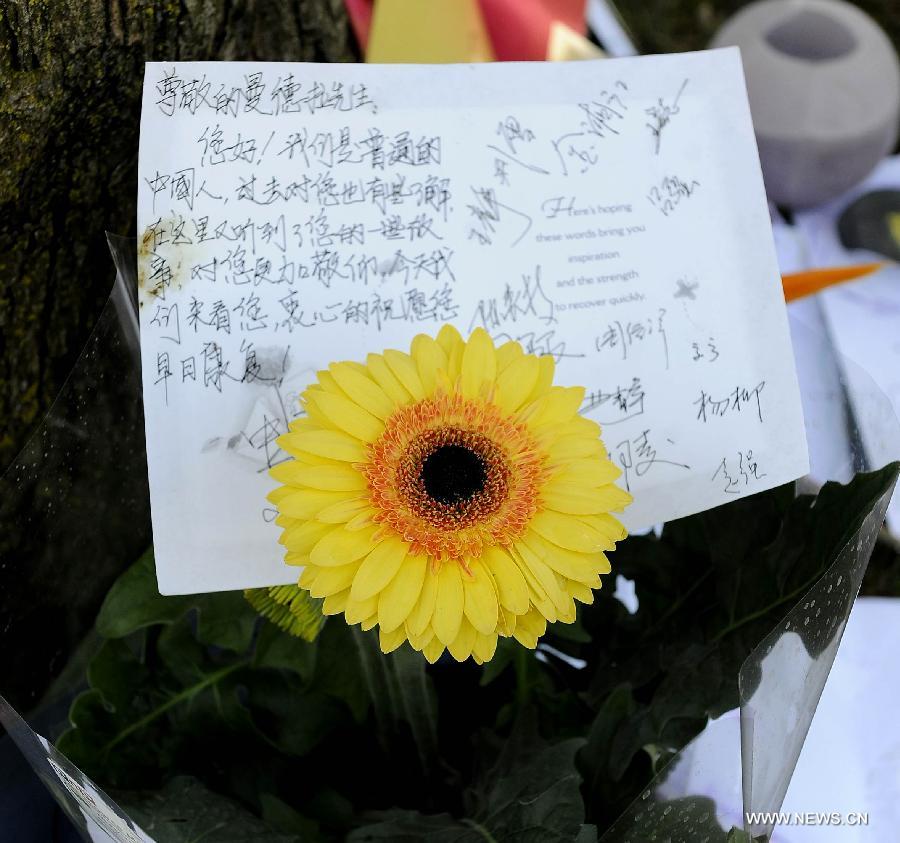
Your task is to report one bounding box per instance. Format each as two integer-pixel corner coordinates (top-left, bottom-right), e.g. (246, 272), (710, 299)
(794, 156), (900, 531)
(138, 50), (808, 594)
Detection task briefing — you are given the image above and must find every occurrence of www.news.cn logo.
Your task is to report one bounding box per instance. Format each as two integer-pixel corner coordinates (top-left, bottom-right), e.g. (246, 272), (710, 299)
(746, 811), (869, 827)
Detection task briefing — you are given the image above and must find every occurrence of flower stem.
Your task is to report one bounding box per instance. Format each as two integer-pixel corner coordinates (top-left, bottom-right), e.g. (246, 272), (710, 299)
(462, 819), (500, 842)
(514, 645), (531, 708)
(101, 659), (248, 754)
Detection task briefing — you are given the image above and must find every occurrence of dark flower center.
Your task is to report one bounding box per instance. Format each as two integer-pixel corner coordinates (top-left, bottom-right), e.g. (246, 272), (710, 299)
(420, 444), (487, 505)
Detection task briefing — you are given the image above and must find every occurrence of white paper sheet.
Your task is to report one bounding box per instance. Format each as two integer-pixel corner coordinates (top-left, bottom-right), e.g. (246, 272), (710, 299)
(793, 157), (900, 530)
(138, 51), (808, 594)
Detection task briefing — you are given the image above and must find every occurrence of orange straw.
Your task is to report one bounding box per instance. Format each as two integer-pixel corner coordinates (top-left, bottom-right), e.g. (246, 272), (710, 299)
(781, 262), (886, 302)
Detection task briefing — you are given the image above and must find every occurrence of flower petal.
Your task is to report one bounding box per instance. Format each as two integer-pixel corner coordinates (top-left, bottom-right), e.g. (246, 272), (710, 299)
(407, 565), (440, 636)
(345, 593), (378, 624)
(481, 545), (529, 615)
(278, 488), (351, 520)
(406, 625), (434, 652)
(522, 531), (602, 583)
(462, 558), (499, 634)
(329, 362), (395, 420)
(345, 508), (378, 531)
(529, 386), (585, 429)
(568, 579), (595, 604)
(473, 632), (498, 663)
(384, 349), (426, 401)
(411, 334), (448, 395)
(494, 354), (539, 415)
(513, 609), (547, 648)
(379, 554), (428, 633)
(316, 496), (371, 524)
(272, 463), (367, 492)
(306, 391), (383, 442)
(310, 524), (380, 567)
(545, 436), (605, 462)
(366, 353), (411, 404)
(432, 562), (464, 645)
(542, 482), (632, 516)
(280, 519), (333, 553)
(514, 541), (569, 615)
(461, 328), (496, 398)
(496, 340), (523, 372)
(380, 625), (407, 653)
(436, 323), (464, 357)
(350, 535), (408, 602)
(448, 618), (477, 662)
(322, 589), (349, 615)
(549, 459), (621, 486)
(278, 429), (368, 462)
(524, 354), (555, 404)
(423, 637), (445, 664)
(509, 551), (557, 622)
(577, 513), (628, 543)
(530, 510), (609, 553)
(498, 608), (518, 636)
(308, 563), (359, 598)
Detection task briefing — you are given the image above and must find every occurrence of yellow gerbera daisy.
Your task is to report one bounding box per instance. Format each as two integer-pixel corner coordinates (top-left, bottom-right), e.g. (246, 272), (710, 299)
(269, 326), (631, 664)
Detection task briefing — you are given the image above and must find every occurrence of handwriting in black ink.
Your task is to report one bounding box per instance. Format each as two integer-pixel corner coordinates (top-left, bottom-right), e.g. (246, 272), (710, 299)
(614, 429), (690, 492)
(712, 449), (766, 495)
(646, 78), (688, 154)
(695, 381), (766, 423)
(648, 175), (699, 216)
(469, 265), (555, 332)
(582, 377), (645, 424)
(595, 308), (669, 369)
(466, 186), (533, 247)
(691, 338), (720, 363)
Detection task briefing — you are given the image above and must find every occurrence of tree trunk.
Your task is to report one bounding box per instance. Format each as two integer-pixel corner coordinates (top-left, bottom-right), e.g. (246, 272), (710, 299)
(0, 0), (357, 469)
(0, 0), (356, 716)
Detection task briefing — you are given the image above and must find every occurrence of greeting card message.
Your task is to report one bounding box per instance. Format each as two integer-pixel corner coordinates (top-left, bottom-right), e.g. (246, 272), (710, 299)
(138, 50), (807, 593)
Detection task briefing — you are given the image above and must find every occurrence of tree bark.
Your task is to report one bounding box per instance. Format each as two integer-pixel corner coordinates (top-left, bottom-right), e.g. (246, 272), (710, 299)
(0, 0), (356, 717)
(0, 0), (357, 468)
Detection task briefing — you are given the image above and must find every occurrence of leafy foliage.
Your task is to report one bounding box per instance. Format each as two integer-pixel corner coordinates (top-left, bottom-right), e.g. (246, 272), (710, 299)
(56, 466), (898, 840)
(116, 777), (303, 842)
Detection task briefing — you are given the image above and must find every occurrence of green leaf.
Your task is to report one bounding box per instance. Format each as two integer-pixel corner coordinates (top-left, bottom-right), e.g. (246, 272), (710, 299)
(193, 591), (260, 653)
(313, 620), (370, 722)
(116, 776), (300, 842)
(95, 549), (192, 638)
(253, 619), (318, 680)
(58, 631), (252, 788)
(389, 643), (440, 769)
(471, 713), (586, 842)
(259, 794), (322, 841)
(95, 549), (258, 653)
(245, 671), (343, 757)
(349, 810), (477, 842)
(579, 684), (639, 814)
(313, 622), (439, 770)
(352, 712), (588, 843)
